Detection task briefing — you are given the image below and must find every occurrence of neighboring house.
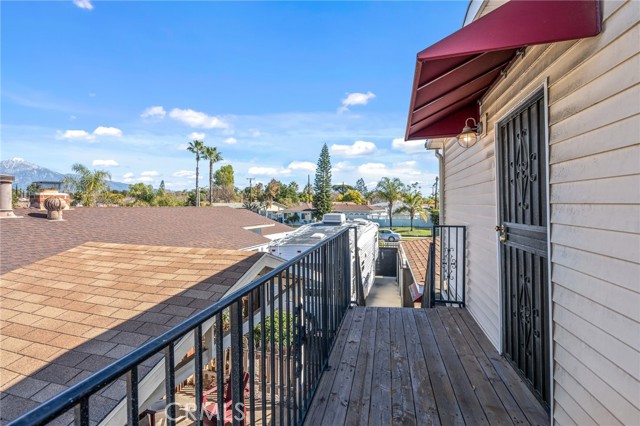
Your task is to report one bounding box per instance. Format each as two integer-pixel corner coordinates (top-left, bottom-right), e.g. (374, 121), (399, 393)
(406, 0), (639, 424)
(331, 202), (383, 220)
(260, 201), (288, 221)
(0, 242), (284, 424)
(279, 202), (315, 225)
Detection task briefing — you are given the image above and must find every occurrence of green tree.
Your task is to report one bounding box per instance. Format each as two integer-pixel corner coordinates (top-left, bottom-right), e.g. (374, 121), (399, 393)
(158, 180), (166, 194)
(301, 183), (313, 203)
(396, 189), (425, 231)
(375, 177), (405, 229)
(202, 145), (223, 204)
(214, 165), (235, 187)
(187, 140), (205, 206)
(63, 163), (112, 206)
(265, 179), (281, 209)
(313, 144), (332, 219)
(332, 184), (354, 195)
(128, 183), (155, 204)
(355, 178), (368, 200)
(26, 182), (41, 195)
(337, 189), (365, 204)
(276, 181), (300, 206)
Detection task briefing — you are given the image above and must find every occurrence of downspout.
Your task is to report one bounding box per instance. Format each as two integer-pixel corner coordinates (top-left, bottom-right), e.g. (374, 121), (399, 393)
(434, 148), (445, 225)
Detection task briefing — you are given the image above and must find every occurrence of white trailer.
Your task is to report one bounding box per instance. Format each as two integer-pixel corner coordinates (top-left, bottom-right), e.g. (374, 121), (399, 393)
(267, 214), (379, 299)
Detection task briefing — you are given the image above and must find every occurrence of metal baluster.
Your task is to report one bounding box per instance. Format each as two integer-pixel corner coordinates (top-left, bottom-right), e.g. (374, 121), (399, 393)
(126, 367), (138, 426)
(194, 325), (203, 426)
(216, 313), (224, 426)
(260, 285), (267, 425)
(74, 396), (89, 426)
(295, 258), (303, 422)
(285, 266), (292, 426)
(462, 227), (467, 307)
(248, 290), (256, 424)
(230, 300), (244, 426)
(278, 272), (284, 426)
(270, 278), (276, 424)
(165, 342), (176, 426)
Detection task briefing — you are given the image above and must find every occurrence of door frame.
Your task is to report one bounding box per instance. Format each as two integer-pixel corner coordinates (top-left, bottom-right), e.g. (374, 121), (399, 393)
(492, 79), (553, 419)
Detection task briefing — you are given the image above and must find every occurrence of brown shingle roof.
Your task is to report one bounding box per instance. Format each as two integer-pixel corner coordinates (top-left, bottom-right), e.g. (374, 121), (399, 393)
(0, 242), (266, 424)
(401, 239), (431, 284)
(1, 207), (292, 274)
(282, 202), (315, 213)
(331, 202), (382, 212)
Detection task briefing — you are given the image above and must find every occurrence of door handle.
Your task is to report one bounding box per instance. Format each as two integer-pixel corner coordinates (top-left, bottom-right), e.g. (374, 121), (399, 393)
(495, 225), (507, 243)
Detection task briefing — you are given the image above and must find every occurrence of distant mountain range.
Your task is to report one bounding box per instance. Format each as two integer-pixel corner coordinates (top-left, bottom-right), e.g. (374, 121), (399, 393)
(0, 158), (130, 191)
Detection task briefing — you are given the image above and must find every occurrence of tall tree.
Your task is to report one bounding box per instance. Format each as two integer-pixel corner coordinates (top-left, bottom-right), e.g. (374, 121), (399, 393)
(201, 145), (223, 205)
(355, 178), (368, 200)
(396, 189), (425, 231)
(265, 179), (281, 209)
(313, 144), (332, 218)
(158, 180), (166, 193)
(63, 163), (112, 206)
(337, 189), (364, 204)
(187, 140), (205, 206)
(214, 165), (235, 187)
(128, 183), (155, 204)
(375, 177), (405, 229)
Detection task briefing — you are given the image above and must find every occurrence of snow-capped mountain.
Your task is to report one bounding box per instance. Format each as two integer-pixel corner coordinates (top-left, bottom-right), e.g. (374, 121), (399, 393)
(0, 158), (130, 191)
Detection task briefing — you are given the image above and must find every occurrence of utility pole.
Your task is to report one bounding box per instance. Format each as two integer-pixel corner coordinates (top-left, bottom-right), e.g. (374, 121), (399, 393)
(247, 177), (254, 202)
(432, 177), (439, 210)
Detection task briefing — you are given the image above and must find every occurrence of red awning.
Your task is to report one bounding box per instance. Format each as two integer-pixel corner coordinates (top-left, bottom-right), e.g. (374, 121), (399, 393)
(405, 0), (601, 140)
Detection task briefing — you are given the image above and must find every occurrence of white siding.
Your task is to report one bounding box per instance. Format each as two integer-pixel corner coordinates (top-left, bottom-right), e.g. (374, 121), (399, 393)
(439, 0), (640, 424)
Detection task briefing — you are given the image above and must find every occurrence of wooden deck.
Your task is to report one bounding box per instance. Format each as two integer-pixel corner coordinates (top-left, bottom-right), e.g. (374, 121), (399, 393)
(304, 307), (549, 426)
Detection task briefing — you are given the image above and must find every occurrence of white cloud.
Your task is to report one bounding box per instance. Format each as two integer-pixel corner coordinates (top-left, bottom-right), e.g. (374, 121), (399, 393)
(73, 0), (93, 10)
(141, 171), (160, 176)
(189, 132), (206, 140)
(92, 159), (119, 167)
(141, 106), (166, 119)
(93, 126), (122, 137)
(397, 160), (417, 168)
(338, 91), (376, 113)
(391, 137), (427, 154)
(176, 143), (189, 151)
(357, 161), (422, 179)
(173, 170), (196, 179)
(330, 140), (377, 157)
(123, 172), (134, 179)
(169, 108), (228, 129)
(223, 137), (237, 145)
(332, 161), (355, 173)
(287, 161), (316, 172)
(248, 166), (291, 176)
(137, 176), (154, 183)
(60, 129), (93, 140)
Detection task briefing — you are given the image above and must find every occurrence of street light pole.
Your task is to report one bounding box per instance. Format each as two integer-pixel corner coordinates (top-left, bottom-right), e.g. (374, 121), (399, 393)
(246, 178), (254, 202)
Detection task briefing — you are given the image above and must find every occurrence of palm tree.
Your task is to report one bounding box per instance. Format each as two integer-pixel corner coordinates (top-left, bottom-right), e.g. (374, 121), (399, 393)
(396, 191), (425, 231)
(187, 140), (205, 206)
(201, 146), (223, 204)
(375, 177), (405, 229)
(63, 163), (112, 206)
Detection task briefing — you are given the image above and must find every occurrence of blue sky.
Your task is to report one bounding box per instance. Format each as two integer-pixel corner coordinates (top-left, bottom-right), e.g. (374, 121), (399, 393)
(1, 1), (467, 192)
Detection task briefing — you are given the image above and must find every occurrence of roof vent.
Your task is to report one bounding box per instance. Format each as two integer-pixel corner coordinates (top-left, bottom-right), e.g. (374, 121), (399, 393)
(310, 233), (326, 239)
(322, 213), (346, 225)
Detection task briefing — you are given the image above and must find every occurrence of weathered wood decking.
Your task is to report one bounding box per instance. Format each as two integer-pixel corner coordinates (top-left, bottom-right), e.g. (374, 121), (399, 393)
(304, 307), (549, 426)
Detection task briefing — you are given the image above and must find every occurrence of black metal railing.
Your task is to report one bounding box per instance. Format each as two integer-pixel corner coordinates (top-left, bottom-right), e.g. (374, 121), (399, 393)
(9, 228), (355, 426)
(422, 225), (466, 308)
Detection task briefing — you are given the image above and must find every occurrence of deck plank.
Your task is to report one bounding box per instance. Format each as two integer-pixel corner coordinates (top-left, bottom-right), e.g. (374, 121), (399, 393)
(304, 307), (548, 426)
(414, 309), (465, 426)
(368, 308), (392, 426)
(304, 307), (355, 426)
(402, 309), (441, 426)
(437, 307), (515, 426)
(448, 307), (534, 426)
(344, 308), (378, 426)
(321, 307), (366, 425)
(458, 309), (549, 426)
(389, 308), (418, 425)
(426, 308), (490, 425)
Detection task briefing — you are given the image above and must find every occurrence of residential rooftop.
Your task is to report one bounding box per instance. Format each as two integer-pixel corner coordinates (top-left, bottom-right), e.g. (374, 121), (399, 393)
(1, 207), (292, 274)
(0, 242), (274, 424)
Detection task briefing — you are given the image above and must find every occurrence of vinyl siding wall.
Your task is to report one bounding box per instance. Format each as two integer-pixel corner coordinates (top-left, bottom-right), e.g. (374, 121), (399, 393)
(440, 1), (640, 424)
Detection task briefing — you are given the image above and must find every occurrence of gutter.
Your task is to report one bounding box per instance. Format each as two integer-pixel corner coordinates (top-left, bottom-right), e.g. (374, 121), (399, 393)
(434, 148), (445, 225)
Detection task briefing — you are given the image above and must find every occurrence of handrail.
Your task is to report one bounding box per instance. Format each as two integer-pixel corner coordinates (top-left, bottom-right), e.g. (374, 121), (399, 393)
(9, 227), (353, 426)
